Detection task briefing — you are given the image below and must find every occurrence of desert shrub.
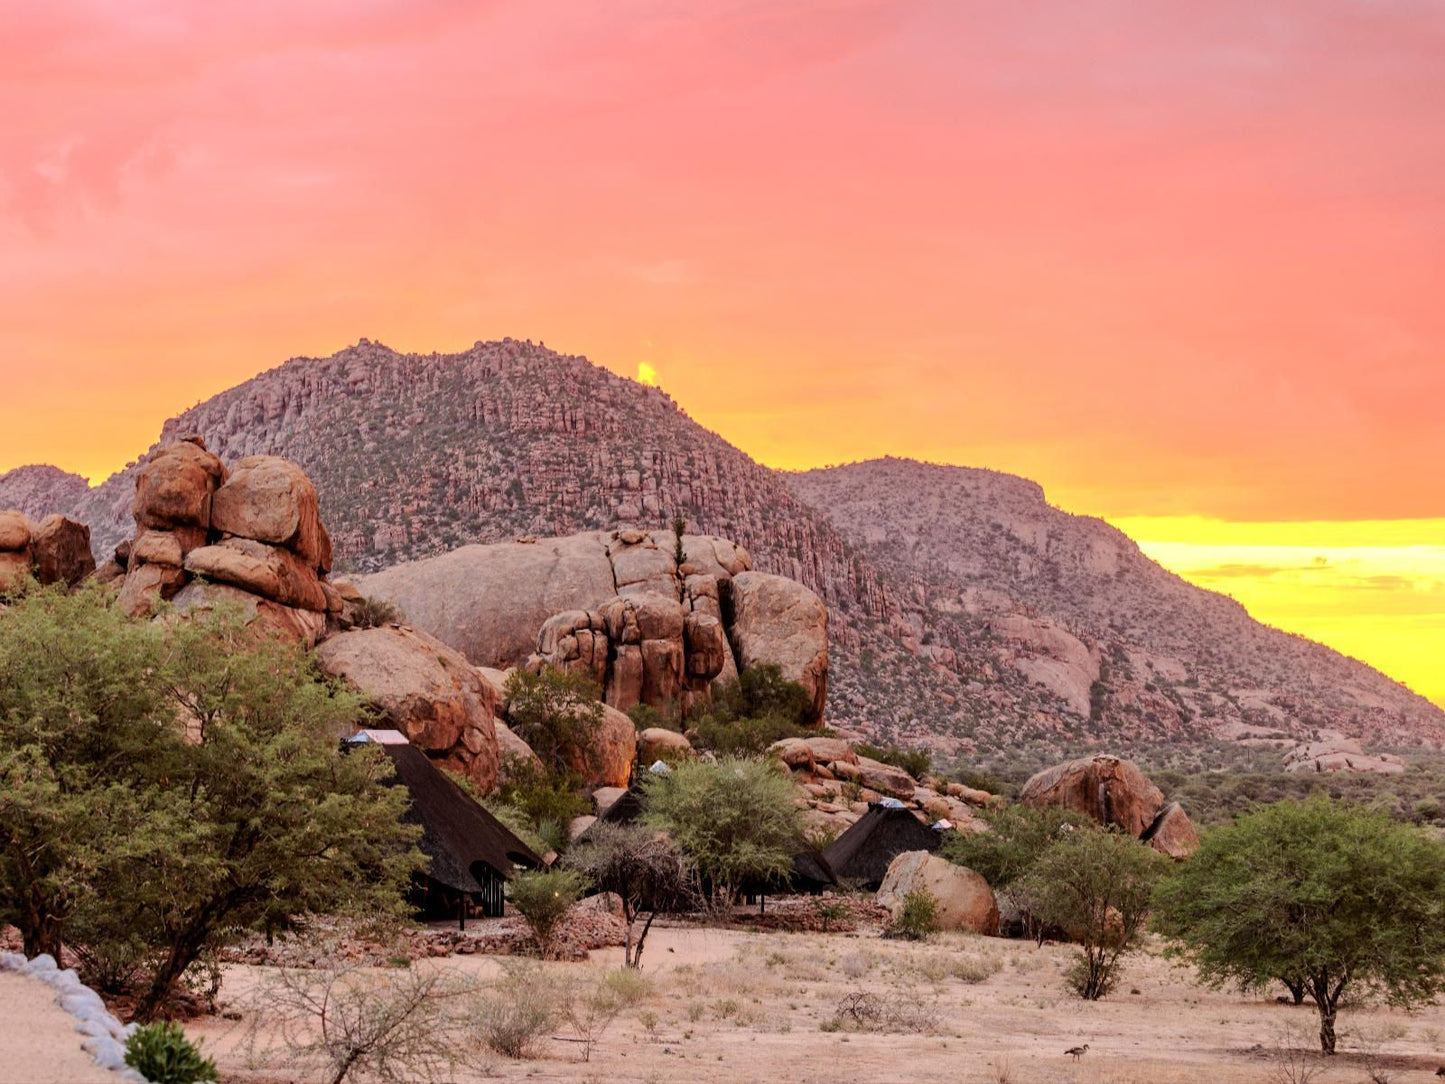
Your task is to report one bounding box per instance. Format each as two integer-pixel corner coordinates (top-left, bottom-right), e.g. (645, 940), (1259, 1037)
(856, 742), (931, 780)
(1020, 827), (1165, 1000)
(710, 664), (815, 728)
(941, 803), (1087, 889)
(826, 991), (935, 1034)
(564, 969), (643, 1062)
(627, 701), (681, 733)
(687, 712), (813, 757)
(885, 888), (940, 942)
(472, 964), (560, 1059)
(350, 596), (403, 629)
(503, 667), (605, 777)
(256, 961), (473, 1084)
(950, 767), (1014, 799)
(491, 759), (590, 831)
(509, 868), (586, 959)
(640, 757), (800, 906)
(124, 1022), (218, 1084)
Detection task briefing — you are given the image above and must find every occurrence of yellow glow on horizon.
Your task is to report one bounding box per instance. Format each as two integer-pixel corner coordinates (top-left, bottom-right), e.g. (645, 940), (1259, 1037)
(636, 362), (659, 387)
(1110, 516), (1445, 708)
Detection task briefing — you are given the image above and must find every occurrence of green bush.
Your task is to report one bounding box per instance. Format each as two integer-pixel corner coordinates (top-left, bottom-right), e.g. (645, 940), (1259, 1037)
(124, 1022), (218, 1084)
(687, 712), (813, 757)
(941, 803), (1087, 889)
(855, 743), (930, 780)
(711, 664), (814, 728)
(886, 888), (940, 941)
(503, 667), (605, 778)
(509, 868), (586, 959)
(491, 759), (589, 832)
(350, 596), (403, 629)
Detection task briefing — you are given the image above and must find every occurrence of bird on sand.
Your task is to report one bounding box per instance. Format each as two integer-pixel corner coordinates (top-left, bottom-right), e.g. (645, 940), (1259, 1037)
(1064, 1044), (1089, 1061)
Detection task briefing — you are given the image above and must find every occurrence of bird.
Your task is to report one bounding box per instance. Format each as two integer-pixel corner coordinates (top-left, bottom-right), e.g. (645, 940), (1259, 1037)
(1434, 1067), (1444, 1077)
(1065, 1044), (1089, 1061)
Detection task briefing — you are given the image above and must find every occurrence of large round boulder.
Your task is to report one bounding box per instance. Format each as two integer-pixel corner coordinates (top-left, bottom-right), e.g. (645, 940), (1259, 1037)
(877, 851), (999, 935)
(0, 511), (33, 552)
(30, 515), (96, 587)
(726, 571), (828, 725)
(133, 440), (227, 531)
(1141, 801), (1200, 859)
(316, 625), (501, 792)
(170, 581), (327, 647)
(184, 538), (327, 612)
(210, 456), (332, 571)
(1019, 754), (1164, 838)
(558, 703), (637, 790)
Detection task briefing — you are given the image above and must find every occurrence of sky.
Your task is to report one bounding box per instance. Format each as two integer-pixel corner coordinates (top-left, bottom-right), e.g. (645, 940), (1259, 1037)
(1, 1), (1440, 704)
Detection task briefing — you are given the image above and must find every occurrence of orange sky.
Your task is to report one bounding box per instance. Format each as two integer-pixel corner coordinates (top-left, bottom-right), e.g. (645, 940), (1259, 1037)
(2, 2), (1441, 704)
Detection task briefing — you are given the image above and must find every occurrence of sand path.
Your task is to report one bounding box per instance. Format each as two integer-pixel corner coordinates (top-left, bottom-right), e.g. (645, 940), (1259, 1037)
(0, 970), (117, 1084)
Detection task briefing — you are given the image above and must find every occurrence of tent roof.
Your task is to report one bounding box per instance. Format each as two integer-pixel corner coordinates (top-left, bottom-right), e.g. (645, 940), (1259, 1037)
(821, 804), (942, 888)
(350, 734), (543, 895)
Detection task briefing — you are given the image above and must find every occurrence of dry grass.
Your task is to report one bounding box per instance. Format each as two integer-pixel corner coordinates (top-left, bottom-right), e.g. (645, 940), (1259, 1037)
(186, 923), (1445, 1083)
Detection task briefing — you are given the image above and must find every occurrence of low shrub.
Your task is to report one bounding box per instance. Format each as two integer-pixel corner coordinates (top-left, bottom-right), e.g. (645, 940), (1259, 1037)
(124, 1022), (218, 1084)
(473, 965), (559, 1059)
(855, 742), (931, 780)
(886, 888), (940, 941)
(509, 868), (586, 958)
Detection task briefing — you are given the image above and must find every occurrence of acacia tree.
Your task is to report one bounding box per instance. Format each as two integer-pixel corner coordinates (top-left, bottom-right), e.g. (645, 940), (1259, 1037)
(1018, 826), (1165, 1000)
(563, 822), (692, 968)
(640, 757), (799, 908)
(1152, 795), (1445, 1054)
(0, 584), (171, 958)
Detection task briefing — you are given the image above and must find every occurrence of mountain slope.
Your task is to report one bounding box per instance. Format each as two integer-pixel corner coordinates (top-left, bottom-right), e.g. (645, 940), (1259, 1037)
(788, 458), (1443, 746)
(0, 465), (91, 522)
(16, 340), (1444, 753)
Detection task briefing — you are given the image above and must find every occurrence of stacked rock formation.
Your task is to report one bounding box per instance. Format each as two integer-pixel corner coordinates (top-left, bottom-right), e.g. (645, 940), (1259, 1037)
(1283, 737), (1406, 775)
(1020, 753), (1199, 858)
(112, 440), (338, 645)
(0, 510), (95, 592)
(770, 736), (993, 837)
(357, 527), (829, 724)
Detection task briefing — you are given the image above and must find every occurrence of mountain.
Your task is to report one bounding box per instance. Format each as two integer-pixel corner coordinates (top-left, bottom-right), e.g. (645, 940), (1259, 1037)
(15, 339), (1443, 756)
(0, 465), (90, 522)
(788, 458), (1443, 748)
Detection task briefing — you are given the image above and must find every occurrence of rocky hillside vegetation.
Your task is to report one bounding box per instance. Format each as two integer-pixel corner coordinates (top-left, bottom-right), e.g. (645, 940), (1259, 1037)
(11, 339), (1442, 755)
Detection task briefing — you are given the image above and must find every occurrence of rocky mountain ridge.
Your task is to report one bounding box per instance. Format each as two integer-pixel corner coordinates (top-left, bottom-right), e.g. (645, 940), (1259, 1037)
(14, 338), (1442, 753)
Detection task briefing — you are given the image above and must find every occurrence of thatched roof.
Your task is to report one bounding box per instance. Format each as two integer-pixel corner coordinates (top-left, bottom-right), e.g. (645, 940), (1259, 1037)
(348, 731), (542, 895)
(821, 804), (942, 889)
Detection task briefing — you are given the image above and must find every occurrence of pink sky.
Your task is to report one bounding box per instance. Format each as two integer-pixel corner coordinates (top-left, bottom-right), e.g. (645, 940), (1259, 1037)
(2, 1), (1443, 699)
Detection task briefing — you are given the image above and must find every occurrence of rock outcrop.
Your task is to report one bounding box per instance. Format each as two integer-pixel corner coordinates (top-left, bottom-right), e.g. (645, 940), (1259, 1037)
(112, 439), (336, 645)
(771, 737), (988, 837)
(0, 511), (95, 591)
(1022, 753), (1198, 858)
(1283, 737), (1406, 775)
(316, 625), (501, 791)
(1019, 754), (1164, 838)
(876, 850), (999, 935)
(359, 528), (829, 724)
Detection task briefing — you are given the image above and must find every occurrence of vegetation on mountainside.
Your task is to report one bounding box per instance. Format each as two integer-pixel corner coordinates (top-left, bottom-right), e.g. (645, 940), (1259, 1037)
(1153, 795), (1445, 1055)
(0, 584), (421, 1020)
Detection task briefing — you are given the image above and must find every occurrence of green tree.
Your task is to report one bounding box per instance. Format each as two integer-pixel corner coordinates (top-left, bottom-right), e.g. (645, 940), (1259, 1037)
(0, 584), (171, 958)
(1018, 827), (1165, 1000)
(503, 667), (606, 778)
(0, 586), (422, 1020)
(941, 804), (1086, 890)
(640, 757), (799, 907)
(1152, 795), (1445, 1054)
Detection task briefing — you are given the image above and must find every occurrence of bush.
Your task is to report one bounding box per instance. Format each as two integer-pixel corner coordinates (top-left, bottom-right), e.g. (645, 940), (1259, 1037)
(886, 888), (940, 941)
(503, 667), (605, 778)
(710, 664), (815, 728)
(124, 1022), (218, 1084)
(1020, 828), (1165, 1000)
(473, 964), (560, 1059)
(509, 868), (586, 959)
(350, 596), (403, 629)
(941, 803), (1086, 890)
(856, 743), (930, 780)
(687, 712), (813, 757)
(491, 759), (590, 832)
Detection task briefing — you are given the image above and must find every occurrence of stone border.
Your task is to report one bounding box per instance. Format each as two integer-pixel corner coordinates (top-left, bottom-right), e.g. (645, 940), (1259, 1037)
(0, 952), (149, 1082)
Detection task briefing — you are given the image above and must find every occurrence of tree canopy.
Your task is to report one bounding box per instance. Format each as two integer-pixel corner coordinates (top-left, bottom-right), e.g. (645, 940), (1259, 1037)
(1152, 795), (1445, 1054)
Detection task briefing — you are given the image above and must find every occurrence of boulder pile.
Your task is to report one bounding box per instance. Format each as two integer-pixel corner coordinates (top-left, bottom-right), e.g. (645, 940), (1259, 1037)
(1284, 737), (1405, 775)
(1020, 753), (1199, 858)
(770, 736), (993, 837)
(0, 510), (95, 592)
(356, 528), (830, 724)
(111, 439), (339, 645)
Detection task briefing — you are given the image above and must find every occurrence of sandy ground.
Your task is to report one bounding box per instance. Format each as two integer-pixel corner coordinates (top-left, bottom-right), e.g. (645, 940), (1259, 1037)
(0, 970), (120, 1084)
(189, 923), (1445, 1084)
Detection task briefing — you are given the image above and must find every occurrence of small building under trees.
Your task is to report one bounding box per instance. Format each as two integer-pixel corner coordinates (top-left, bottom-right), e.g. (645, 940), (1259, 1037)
(347, 730), (542, 922)
(822, 802), (945, 889)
